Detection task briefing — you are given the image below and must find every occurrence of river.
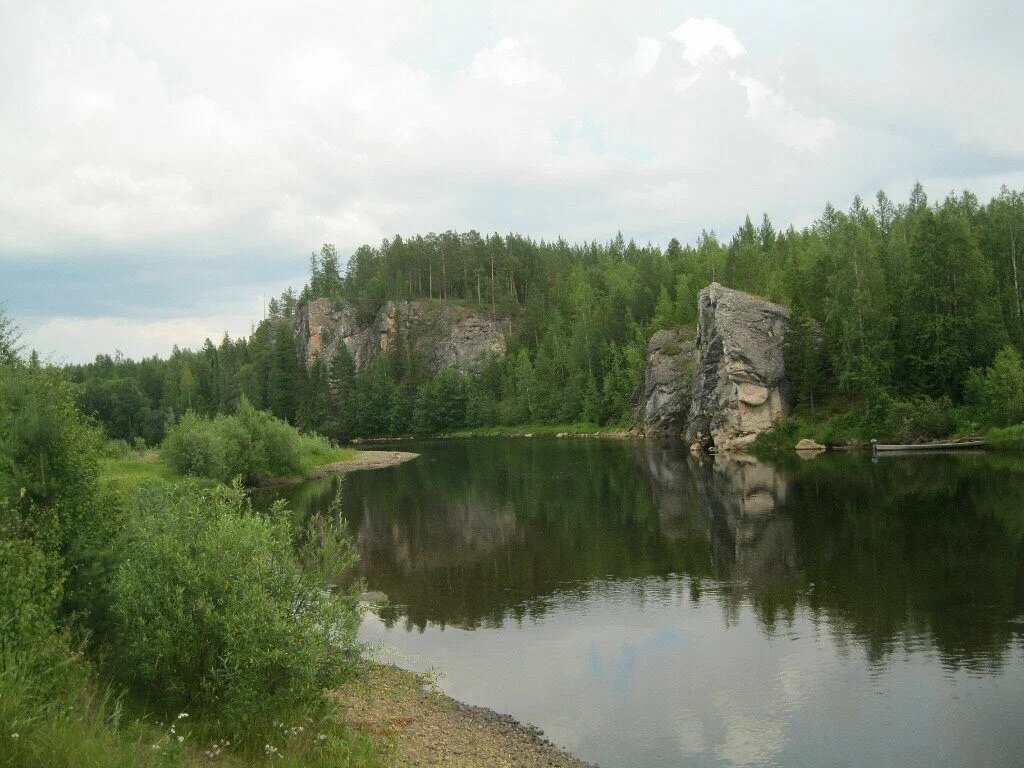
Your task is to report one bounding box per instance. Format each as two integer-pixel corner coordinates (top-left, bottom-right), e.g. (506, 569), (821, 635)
(257, 438), (1024, 768)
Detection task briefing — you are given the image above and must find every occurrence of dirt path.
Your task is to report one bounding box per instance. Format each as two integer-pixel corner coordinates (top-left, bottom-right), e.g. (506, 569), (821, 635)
(335, 664), (595, 768)
(309, 450), (420, 477)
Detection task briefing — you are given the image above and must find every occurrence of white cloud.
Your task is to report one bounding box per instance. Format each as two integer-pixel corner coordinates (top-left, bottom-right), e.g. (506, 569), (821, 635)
(734, 74), (838, 151)
(469, 37), (563, 90)
(669, 18), (746, 66)
(630, 36), (662, 78)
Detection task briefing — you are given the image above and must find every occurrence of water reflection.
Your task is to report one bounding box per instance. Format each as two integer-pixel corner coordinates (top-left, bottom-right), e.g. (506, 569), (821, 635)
(258, 439), (1024, 768)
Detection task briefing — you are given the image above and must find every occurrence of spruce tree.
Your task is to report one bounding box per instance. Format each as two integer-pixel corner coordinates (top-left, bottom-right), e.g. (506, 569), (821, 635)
(327, 342), (356, 439)
(269, 322), (304, 423)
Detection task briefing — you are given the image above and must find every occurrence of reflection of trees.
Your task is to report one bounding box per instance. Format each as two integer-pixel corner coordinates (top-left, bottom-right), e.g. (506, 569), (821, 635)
(345, 439), (710, 630)
(781, 452), (1024, 671)
(648, 447), (1024, 670)
(264, 440), (1024, 669)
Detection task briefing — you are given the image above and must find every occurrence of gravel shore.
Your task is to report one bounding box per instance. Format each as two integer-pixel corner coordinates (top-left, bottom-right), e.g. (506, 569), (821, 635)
(308, 450), (420, 476)
(335, 664), (596, 768)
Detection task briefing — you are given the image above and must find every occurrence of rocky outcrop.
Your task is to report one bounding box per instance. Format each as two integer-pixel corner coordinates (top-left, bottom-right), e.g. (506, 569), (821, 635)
(686, 283), (790, 451)
(632, 329), (695, 435)
(295, 297), (509, 374)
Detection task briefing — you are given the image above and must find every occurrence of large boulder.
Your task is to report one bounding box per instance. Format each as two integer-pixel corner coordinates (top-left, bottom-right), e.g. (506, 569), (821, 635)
(632, 329), (696, 435)
(295, 298), (509, 374)
(686, 283), (790, 451)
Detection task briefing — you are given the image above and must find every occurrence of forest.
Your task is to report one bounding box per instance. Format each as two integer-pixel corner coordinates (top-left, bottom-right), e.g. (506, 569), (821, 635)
(61, 183), (1024, 444)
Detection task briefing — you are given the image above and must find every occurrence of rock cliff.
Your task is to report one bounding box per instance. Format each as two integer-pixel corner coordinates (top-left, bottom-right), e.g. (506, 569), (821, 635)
(294, 297), (509, 374)
(631, 329), (695, 436)
(686, 283), (790, 451)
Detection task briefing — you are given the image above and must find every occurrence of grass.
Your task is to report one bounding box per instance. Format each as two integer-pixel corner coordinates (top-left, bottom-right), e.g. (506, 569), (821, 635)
(987, 424), (1024, 451)
(100, 446), (362, 492)
(297, 444), (359, 476)
(99, 451), (187, 493)
(446, 422), (626, 437)
(0, 658), (392, 768)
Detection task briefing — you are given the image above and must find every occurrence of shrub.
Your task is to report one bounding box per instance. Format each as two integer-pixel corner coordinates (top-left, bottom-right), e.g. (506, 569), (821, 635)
(988, 424), (1024, 451)
(108, 482), (362, 742)
(885, 395), (958, 442)
(161, 411), (228, 481)
(161, 400), (311, 485)
(970, 346), (1024, 427)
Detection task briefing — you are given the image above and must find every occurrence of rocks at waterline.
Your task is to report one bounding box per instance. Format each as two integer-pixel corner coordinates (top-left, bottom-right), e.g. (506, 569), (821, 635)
(294, 297), (509, 374)
(795, 438), (826, 452)
(631, 329), (696, 435)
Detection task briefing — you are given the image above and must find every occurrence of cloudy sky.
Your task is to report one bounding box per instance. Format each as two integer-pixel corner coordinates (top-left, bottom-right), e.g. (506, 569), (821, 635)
(3, 0), (1023, 362)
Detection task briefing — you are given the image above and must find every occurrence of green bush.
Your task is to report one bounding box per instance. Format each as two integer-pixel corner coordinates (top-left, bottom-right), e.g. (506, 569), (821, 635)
(108, 482), (362, 742)
(884, 395), (958, 442)
(988, 424), (1024, 451)
(161, 399), (310, 484)
(160, 411), (228, 481)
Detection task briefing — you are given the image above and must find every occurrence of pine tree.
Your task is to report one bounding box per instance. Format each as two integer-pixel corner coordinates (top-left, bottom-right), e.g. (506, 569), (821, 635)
(327, 342), (356, 439)
(269, 323), (305, 423)
(302, 355), (330, 432)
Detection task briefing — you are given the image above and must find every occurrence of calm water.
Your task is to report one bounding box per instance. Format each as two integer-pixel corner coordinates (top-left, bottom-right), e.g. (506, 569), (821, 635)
(259, 438), (1024, 768)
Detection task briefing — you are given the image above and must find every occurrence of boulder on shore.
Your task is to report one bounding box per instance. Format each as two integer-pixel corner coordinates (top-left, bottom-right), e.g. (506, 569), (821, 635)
(795, 438), (826, 452)
(686, 283), (791, 452)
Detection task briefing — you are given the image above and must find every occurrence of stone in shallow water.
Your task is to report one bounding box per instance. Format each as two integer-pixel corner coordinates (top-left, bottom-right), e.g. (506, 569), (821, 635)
(795, 438), (826, 452)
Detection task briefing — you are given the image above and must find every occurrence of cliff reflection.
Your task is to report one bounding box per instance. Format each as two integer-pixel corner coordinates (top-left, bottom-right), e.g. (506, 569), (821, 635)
(262, 438), (1024, 669)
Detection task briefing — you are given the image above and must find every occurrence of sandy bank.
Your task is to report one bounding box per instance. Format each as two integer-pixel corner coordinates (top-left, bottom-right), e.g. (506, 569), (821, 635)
(335, 664), (595, 768)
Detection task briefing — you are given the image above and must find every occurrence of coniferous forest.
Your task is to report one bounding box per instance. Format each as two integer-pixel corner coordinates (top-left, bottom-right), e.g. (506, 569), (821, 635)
(63, 184), (1024, 444)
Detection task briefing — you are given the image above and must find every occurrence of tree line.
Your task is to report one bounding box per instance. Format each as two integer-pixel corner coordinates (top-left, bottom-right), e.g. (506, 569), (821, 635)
(61, 183), (1024, 442)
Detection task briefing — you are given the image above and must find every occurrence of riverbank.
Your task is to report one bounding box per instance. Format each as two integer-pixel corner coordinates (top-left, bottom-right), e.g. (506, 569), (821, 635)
(336, 663), (595, 768)
(447, 423), (629, 439)
(99, 448), (419, 492)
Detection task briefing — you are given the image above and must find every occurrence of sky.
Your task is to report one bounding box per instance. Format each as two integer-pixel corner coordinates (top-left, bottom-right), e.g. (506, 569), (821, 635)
(2, 0), (1023, 363)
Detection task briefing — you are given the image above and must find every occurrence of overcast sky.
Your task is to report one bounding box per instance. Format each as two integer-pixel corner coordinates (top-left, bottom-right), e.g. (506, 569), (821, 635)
(3, 0), (1023, 362)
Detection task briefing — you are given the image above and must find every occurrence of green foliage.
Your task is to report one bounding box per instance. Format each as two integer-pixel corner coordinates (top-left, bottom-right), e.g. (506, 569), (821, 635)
(160, 399), (314, 485)
(0, 519), (65, 667)
(883, 396), (959, 443)
(969, 345), (1024, 427)
(269, 322), (305, 424)
(988, 424), (1024, 451)
(413, 368), (468, 433)
(108, 482), (362, 742)
(327, 343), (357, 440)
(0, 303), (23, 365)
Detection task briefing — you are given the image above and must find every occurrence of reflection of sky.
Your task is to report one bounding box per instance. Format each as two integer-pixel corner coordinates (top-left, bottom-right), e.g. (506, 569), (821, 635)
(361, 577), (1024, 768)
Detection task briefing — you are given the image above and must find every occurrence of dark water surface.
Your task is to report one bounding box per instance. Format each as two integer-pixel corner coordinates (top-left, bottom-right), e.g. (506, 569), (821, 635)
(259, 438), (1024, 767)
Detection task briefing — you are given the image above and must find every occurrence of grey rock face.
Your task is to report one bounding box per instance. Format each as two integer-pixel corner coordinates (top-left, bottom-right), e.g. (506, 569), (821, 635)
(686, 283), (790, 451)
(295, 297), (509, 374)
(632, 329), (696, 435)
